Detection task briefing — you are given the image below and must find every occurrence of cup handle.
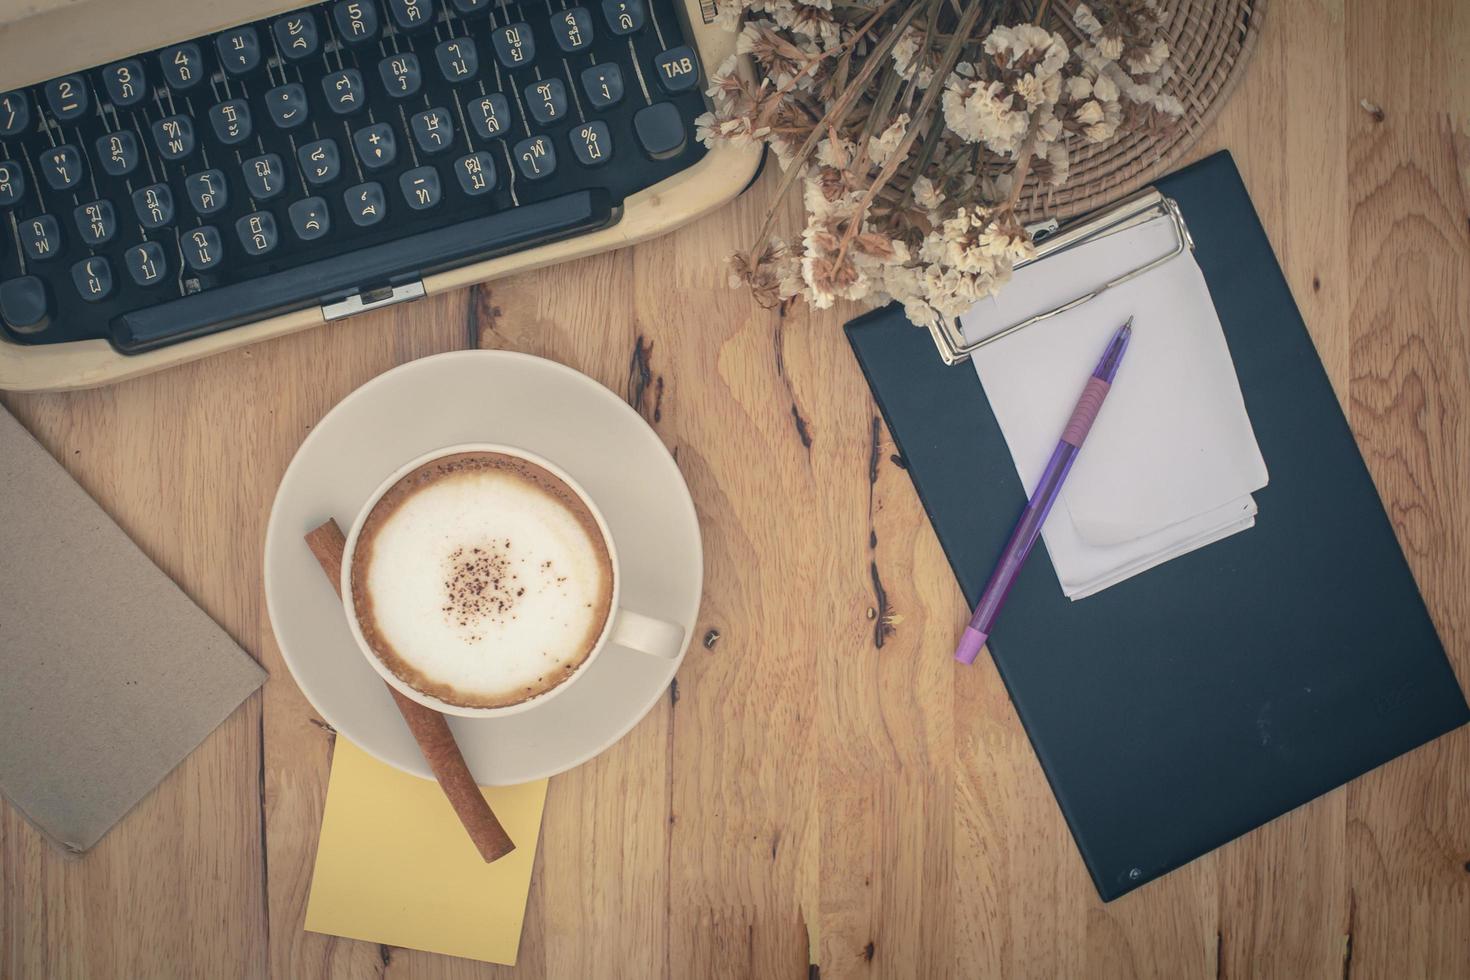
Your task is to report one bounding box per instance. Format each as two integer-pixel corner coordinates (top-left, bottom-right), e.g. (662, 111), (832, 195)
(608, 608), (685, 659)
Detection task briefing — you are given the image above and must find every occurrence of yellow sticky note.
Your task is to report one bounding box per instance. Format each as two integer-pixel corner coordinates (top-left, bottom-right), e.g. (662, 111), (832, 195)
(304, 739), (548, 965)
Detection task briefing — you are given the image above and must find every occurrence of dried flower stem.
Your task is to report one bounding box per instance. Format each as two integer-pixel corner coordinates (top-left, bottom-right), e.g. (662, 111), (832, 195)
(829, 0), (991, 272)
(750, 0), (930, 249)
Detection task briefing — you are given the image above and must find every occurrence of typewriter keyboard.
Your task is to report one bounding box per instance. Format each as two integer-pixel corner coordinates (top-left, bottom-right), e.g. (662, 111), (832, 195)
(0, 0), (707, 352)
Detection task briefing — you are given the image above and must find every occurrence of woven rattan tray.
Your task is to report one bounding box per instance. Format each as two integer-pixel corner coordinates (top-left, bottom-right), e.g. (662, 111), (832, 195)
(1015, 0), (1268, 222)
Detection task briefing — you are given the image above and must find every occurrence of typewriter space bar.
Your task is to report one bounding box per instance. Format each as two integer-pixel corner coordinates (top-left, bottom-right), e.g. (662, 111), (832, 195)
(111, 191), (612, 353)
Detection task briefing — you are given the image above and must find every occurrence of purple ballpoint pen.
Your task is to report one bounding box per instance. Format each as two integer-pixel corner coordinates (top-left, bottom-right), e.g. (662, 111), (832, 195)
(954, 317), (1133, 665)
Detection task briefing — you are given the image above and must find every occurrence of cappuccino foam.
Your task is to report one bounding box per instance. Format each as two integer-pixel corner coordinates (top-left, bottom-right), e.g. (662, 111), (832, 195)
(350, 452), (614, 708)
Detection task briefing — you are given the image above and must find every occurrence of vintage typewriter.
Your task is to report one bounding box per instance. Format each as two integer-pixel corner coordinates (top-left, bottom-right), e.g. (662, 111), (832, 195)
(0, 0), (757, 390)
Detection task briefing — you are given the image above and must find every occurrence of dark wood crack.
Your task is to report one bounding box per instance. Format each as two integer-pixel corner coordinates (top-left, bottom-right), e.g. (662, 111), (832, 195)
(625, 334), (663, 425)
(465, 284), (480, 348)
(256, 700), (272, 969)
(870, 561), (894, 649)
(791, 403), (813, 449)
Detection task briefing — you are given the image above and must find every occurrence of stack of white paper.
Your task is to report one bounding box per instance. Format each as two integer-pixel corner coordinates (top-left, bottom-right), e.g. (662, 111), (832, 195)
(959, 214), (1268, 599)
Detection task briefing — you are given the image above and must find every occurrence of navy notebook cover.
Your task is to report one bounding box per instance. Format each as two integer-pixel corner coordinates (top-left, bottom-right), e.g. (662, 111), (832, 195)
(846, 151), (1469, 901)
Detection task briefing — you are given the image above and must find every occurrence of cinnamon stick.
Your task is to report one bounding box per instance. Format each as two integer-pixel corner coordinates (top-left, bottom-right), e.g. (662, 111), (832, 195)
(304, 519), (515, 863)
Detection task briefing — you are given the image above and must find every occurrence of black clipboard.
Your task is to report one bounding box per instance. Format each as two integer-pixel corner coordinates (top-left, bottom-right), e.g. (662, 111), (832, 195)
(846, 150), (1469, 900)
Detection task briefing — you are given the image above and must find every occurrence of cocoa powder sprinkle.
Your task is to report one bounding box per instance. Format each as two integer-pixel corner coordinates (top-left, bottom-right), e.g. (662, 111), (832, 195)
(443, 544), (523, 639)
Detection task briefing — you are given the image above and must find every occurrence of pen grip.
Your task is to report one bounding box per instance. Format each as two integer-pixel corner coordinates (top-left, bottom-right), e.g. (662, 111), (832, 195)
(1061, 377), (1111, 448)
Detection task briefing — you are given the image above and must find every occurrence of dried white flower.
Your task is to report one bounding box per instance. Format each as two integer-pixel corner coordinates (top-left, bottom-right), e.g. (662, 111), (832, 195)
(911, 175), (945, 215)
(714, 0), (756, 31)
(1043, 141), (1070, 186)
(891, 26), (936, 89)
(814, 135), (857, 169)
(1127, 39), (1170, 75)
(771, 1), (842, 50)
(868, 114), (909, 166)
(1073, 3), (1104, 37)
(943, 75), (1029, 156)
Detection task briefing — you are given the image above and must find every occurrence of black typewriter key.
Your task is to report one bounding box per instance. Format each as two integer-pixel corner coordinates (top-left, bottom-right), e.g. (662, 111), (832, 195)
(209, 100), (253, 144)
(332, 0), (380, 45)
(323, 69), (366, 115)
(0, 91), (30, 138)
(288, 197), (331, 240)
(274, 13), (321, 61)
(125, 242), (168, 285)
(298, 139), (341, 185)
(74, 200), (117, 245)
(602, 0), (646, 35)
(410, 107), (454, 154)
(399, 166), (441, 210)
(465, 92), (509, 139)
(0, 277), (50, 332)
(21, 215), (61, 261)
(185, 170), (229, 215)
(236, 211), (279, 255)
(553, 8), (594, 52)
(344, 182), (387, 226)
(633, 102), (685, 158)
(242, 154), (287, 200)
(450, 0), (488, 13)
(160, 43), (206, 90)
(581, 63), (623, 108)
(266, 84), (310, 128)
(39, 145), (84, 191)
(101, 60), (148, 108)
(570, 120), (611, 167)
(434, 38), (478, 82)
(132, 184), (175, 228)
(96, 131), (139, 177)
(453, 151), (495, 195)
(352, 123), (397, 169)
(379, 54), (422, 98)
(71, 257), (114, 302)
(523, 78), (566, 125)
(513, 135), (555, 181)
(152, 115), (196, 160)
(217, 27), (263, 75)
(654, 46), (700, 94)
(492, 23), (535, 69)
(388, 0), (435, 31)
(44, 75), (89, 121)
(0, 160), (23, 206)
(183, 226), (223, 272)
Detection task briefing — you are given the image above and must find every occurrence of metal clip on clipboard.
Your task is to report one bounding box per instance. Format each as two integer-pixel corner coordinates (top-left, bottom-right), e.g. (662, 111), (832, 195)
(925, 187), (1195, 365)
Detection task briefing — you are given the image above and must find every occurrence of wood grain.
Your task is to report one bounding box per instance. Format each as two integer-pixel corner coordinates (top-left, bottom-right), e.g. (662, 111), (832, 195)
(3, 2), (1469, 976)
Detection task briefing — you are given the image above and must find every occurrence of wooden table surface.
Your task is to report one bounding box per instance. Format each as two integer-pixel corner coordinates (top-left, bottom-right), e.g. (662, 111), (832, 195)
(4, 2), (1469, 977)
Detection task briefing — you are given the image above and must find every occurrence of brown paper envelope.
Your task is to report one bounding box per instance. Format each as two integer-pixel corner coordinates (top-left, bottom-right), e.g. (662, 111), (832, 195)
(0, 405), (266, 851)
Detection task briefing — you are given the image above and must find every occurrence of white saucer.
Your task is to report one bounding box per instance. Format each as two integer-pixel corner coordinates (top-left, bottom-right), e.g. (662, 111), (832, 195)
(264, 351), (701, 785)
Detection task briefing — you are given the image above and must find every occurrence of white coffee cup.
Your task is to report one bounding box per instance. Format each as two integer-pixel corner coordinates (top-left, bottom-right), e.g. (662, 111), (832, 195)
(341, 442), (685, 718)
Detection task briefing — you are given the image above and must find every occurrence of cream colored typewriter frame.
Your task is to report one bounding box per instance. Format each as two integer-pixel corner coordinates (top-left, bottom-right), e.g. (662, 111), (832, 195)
(0, 0), (760, 391)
